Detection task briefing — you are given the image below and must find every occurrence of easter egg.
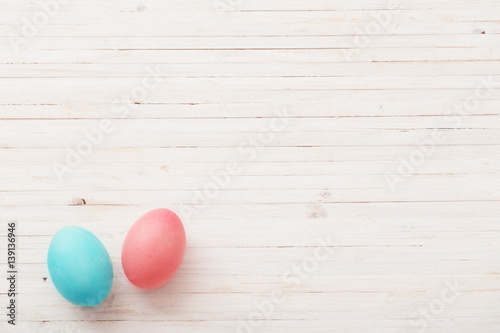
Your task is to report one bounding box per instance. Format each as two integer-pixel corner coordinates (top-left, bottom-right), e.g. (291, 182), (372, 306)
(122, 208), (186, 289)
(47, 226), (113, 307)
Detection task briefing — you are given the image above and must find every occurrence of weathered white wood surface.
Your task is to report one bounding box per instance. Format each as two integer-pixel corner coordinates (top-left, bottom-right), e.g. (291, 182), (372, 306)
(1, 0), (500, 332)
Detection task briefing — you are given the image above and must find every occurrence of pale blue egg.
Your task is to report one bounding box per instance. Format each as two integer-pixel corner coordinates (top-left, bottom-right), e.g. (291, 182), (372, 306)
(47, 226), (113, 307)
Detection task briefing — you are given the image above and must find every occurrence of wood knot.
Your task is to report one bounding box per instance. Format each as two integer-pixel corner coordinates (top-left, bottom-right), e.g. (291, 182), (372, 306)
(72, 198), (86, 205)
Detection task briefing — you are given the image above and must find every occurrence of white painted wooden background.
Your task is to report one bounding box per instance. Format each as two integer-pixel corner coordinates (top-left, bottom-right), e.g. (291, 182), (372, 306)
(1, 0), (500, 332)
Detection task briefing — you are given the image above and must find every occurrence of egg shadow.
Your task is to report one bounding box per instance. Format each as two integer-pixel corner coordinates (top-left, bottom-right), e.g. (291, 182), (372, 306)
(105, 244), (203, 322)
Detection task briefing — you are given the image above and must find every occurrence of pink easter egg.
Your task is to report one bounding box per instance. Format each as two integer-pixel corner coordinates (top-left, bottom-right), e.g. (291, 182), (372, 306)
(122, 208), (186, 289)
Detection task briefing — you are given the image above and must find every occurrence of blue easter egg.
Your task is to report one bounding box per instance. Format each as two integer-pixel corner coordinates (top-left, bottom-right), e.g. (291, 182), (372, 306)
(47, 226), (113, 307)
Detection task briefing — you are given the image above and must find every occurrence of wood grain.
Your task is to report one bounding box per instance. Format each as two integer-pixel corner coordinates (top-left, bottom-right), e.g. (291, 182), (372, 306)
(1, 0), (500, 332)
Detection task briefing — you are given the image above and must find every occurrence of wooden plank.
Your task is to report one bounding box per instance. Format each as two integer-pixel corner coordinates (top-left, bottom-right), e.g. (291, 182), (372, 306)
(1, 0), (499, 331)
